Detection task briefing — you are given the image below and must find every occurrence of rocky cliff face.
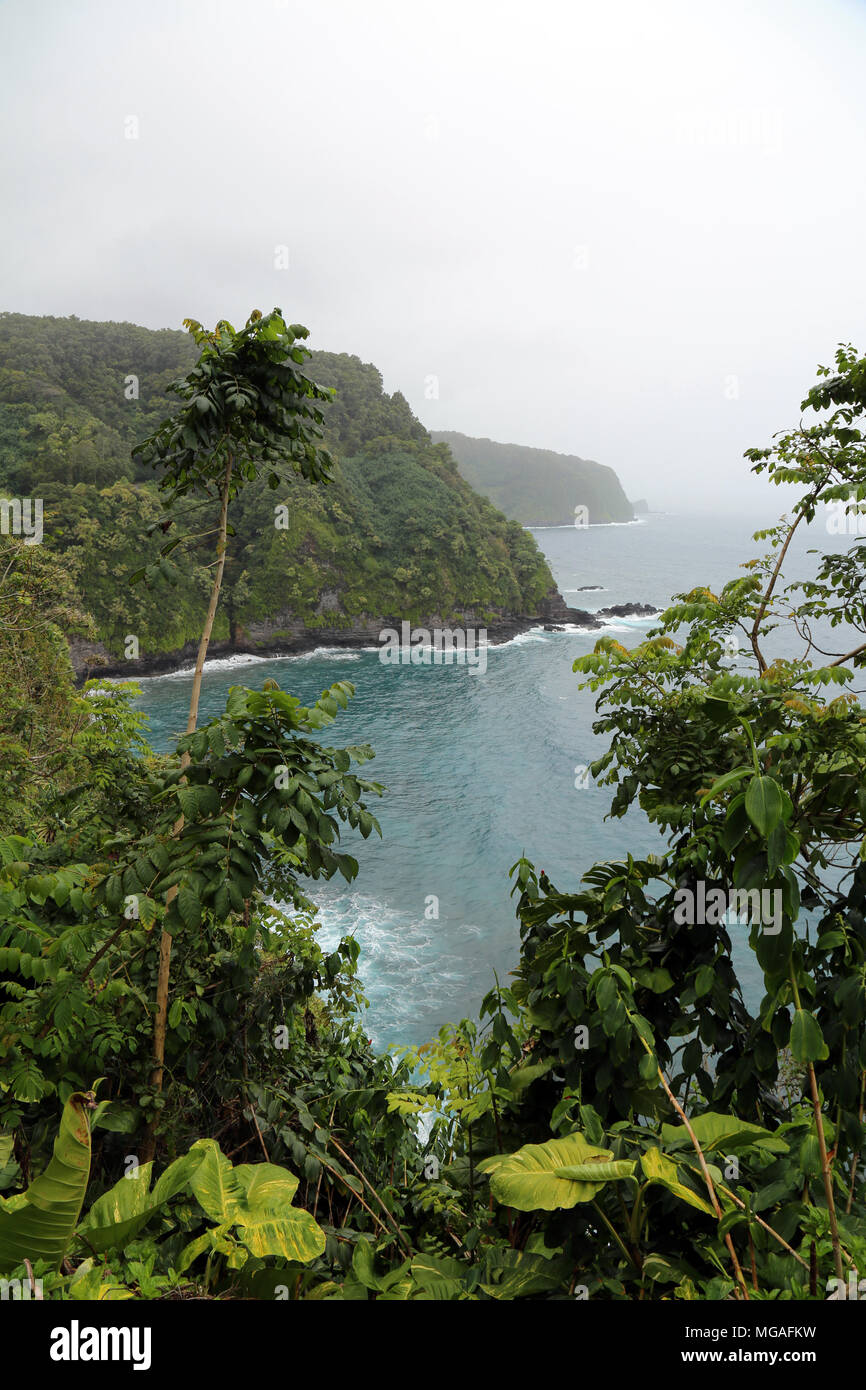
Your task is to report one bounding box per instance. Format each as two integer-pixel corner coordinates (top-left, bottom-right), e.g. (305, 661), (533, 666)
(71, 585), (659, 680)
(70, 603), (543, 680)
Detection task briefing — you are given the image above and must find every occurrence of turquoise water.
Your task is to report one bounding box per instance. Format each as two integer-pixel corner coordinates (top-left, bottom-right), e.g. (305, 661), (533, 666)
(132, 511), (856, 1047)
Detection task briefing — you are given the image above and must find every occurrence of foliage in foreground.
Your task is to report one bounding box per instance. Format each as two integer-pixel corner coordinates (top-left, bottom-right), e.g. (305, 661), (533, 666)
(2, 344), (866, 1299)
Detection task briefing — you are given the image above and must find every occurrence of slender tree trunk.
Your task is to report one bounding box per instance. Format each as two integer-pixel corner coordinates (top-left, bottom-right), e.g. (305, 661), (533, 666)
(788, 967), (845, 1282)
(183, 451), (235, 741)
(142, 453), (233, 1162)
(806, 1060), (845, 1282)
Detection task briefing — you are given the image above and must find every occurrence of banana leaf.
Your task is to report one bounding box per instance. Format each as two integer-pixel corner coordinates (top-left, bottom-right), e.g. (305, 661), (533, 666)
(0, 1092), (92, 1273)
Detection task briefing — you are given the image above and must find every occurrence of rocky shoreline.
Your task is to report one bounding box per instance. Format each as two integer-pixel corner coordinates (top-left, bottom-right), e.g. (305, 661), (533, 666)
(540, 595), (659, 633)
(69, 590), (658, 683)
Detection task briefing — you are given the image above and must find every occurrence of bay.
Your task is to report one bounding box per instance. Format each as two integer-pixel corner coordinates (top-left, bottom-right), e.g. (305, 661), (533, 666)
(134, 509), (859, 1047)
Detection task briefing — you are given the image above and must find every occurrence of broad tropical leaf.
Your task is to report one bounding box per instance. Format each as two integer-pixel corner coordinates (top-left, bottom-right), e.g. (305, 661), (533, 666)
(407, 1252), (467, 1301)
(233, 1162), (300, 1211)
(479, 1132), (623, 1211)
(186, 1140), (325, 1264)
(660, 1112), (789, 1155)
(77, 1149), (206, 1253)
(188, 1139), (245, 1223)
(556, 1160), (637, 1182)
(235, 1214), (326, 1263)
(0, 1093), (92, 1273)
(478, 1247), (572, 1299)
(640, 1147), (716, 1216)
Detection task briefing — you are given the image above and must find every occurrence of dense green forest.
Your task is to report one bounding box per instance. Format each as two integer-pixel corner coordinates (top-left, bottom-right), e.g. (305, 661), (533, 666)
(0, 313), (554, 669)
(0, 314), (865, 1305)
(432, 429), (635, 526)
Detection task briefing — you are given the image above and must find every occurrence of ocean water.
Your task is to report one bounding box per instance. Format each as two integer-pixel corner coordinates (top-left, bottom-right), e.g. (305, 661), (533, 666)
(132, 510), (859, 1047)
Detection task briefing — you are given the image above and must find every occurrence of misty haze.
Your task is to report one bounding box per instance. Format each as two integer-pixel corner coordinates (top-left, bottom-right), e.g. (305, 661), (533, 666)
(1, 0), (865, 1346)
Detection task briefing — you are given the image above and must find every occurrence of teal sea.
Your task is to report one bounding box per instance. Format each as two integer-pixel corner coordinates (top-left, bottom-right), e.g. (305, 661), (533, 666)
(132, 510), (859, 1048)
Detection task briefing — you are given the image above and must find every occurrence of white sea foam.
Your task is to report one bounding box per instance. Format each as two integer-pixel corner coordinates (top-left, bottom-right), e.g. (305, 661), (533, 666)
(487, 628), (550, 648)
(529, 518), (649, 531)
(135, 653), (272, 682)
(310, 889), (475, 1047)
(137, 647), (367, 682)
(135, 615), (662, 687)
(596, 611), (662, 626)
(279, 645), (365, 662)
(525, 612), (662, 638)
(554, 613), (662, 634)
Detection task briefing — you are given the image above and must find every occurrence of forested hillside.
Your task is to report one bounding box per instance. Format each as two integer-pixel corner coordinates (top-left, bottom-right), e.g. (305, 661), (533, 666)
(0, 314), (555, 670)
(432, 429), (635, 525)
(2, 331), (865, 1305)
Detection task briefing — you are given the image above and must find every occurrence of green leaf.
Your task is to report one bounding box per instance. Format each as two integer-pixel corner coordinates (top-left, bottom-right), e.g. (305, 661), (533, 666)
(506, 1058), (554, 1094)
(408, 1253), (466, 1300)
(66, 1258), (135, 1301)
(232, 1162), (300, 1212)
(477, 1248), (572, 1299)
(640, 1148), (716, 1216)
(236, 1212), (326, 1264)
(78, 1149), (205, 1253)
(91, 1103), (139, 1135)
(351, 1236), (383, 1291)
(556, 1160), (637, 1182)
(232, 1162), (323, 1263)
(790, 1009), (829, 1064)
(639, 1052), (660, 1083)
(699, 766), (751, 806)
(0, 1094), (92, 1273)
(695, 965), (714, 999)
(478, 1132), (622, 1211)
(703, 698), (735, 726)
(137, 896), (160, 929)
(188, 1139), (244, 1223)
(177, 1224), (236, 1273)
(186, 1143), (326, 1264)
(104, 873), (124, 911)
(745, 775), (784, 837)
(660, 1112), (789, 1155)
(177, 884), (202, 930)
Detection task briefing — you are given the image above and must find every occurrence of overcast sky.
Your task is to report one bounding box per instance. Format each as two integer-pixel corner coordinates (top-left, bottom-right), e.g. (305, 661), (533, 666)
(2, 0), (865, 512)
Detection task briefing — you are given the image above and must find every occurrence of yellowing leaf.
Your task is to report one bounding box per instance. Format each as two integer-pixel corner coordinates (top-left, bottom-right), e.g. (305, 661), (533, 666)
(479, 1132), (622, 1212)
(640, 1148), (715, 1216)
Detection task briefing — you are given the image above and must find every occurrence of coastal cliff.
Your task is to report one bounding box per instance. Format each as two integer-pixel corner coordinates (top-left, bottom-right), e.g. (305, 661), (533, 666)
(0, 313), (649, 682)
(431, 430), (635, 526)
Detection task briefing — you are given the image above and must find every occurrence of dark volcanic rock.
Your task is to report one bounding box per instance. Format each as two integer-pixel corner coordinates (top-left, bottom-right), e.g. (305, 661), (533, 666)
(538, 592), (658, 632)
(70, 588), (657, 682)
(70, 607), (538, 682)
(595, 602), (658, 619)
